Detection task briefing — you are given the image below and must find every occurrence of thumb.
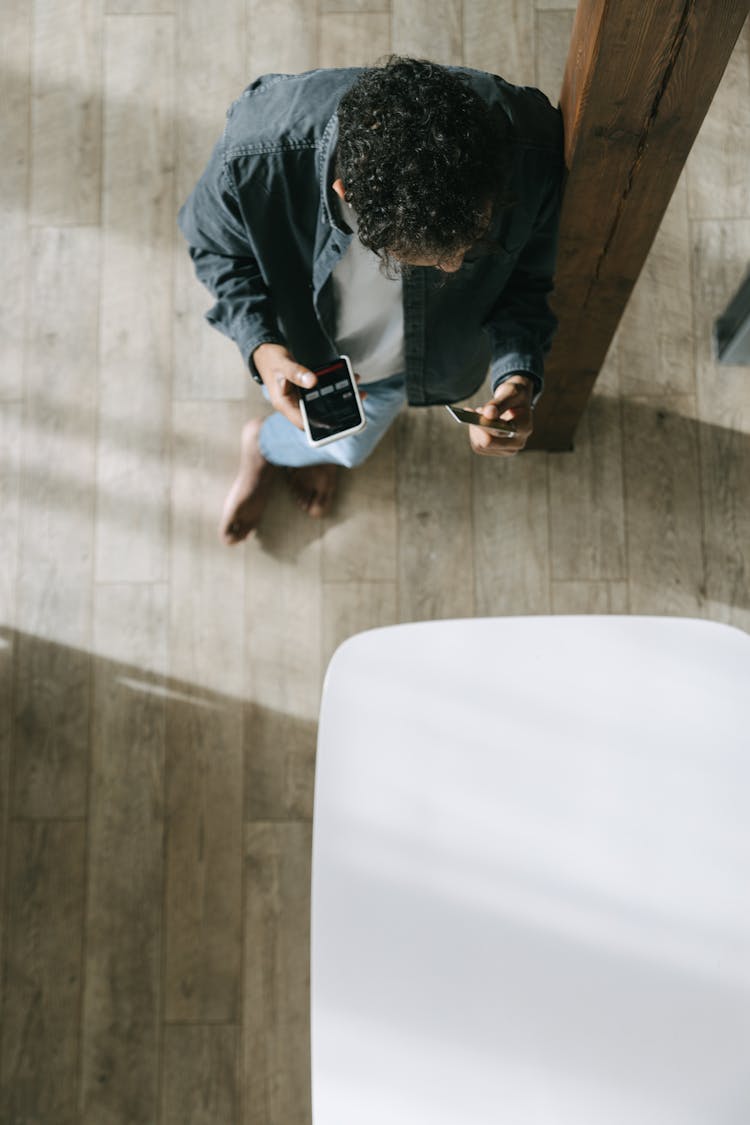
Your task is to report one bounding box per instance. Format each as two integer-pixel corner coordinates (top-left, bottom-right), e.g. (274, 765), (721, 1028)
(265, 351), (317, 390)
(279, 361), (317, 390)
(493, 379), (531, 414)
(493, 378), (526, 401)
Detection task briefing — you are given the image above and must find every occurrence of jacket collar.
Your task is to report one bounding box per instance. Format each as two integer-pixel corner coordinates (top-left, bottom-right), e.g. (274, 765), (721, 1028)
(319, 113), (351, 235)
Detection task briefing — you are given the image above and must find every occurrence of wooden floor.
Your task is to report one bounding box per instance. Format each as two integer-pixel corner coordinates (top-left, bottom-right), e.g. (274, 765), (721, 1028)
(1, 2), (749, 1123)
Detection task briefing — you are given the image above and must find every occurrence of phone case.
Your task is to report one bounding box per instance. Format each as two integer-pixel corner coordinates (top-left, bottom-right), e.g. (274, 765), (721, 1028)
(301, 355), (367, 447)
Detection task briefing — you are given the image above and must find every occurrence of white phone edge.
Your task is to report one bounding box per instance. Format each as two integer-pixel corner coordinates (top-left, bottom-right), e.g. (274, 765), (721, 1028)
(444, 404), (515, 435)
(300, 354), (367, 448)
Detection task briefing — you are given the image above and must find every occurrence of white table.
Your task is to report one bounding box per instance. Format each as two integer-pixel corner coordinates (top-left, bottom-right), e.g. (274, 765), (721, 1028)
(311, 616), (750, 1125)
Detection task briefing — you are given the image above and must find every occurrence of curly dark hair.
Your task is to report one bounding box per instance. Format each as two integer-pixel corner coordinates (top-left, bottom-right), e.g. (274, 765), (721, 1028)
(335, 56), (511, 271)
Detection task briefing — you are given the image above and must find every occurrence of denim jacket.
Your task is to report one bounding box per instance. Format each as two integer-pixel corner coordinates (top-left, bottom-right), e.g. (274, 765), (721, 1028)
(177, 66), (563, 405)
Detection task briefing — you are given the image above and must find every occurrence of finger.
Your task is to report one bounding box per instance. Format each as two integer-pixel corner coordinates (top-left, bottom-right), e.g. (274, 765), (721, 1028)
(468, 423), (497, 452)
(481, 381), (529, 419)
(278, 403), (306, 431)
(272, 381), (306, 430)
(469, 422), (526, 457)
(472, 435), (521, 457)
(276, 363), (317, 391)
(492, 379), (532, 411)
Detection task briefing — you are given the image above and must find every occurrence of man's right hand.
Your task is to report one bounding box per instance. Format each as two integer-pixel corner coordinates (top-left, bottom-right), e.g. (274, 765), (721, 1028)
(253, 343), (317, 431)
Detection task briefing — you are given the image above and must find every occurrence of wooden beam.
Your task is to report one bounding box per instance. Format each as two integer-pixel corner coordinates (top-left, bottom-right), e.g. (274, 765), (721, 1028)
(530, 0), (750, 451)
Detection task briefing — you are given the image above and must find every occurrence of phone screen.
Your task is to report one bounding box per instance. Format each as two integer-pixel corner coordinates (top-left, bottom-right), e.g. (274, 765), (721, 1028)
(302, 358), (363, 442)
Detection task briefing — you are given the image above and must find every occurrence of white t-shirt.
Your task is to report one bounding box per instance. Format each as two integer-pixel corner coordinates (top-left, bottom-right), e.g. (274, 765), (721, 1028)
(331, 200), (405, 385)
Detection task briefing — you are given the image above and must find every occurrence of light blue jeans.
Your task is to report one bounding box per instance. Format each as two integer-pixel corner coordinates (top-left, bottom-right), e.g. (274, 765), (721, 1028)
(258, 372), (407, 468)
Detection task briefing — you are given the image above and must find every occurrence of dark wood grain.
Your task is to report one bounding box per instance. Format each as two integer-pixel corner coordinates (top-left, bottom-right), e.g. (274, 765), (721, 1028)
(12, 637), (91, 819)
(80, 589), (167, 1125)
(162, 1025), (239, 1125)
(622, 395), (706, 616)
(243, 822), (312, 1125)
(0, 822), (85, 1125)
(532, 0), (750, 450)
(164, 701), (243, 1022)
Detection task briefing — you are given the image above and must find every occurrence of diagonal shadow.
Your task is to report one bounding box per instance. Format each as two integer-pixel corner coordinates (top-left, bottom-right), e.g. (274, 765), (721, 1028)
(5, 395), (750, 607)
(0, 624), (316, 1124)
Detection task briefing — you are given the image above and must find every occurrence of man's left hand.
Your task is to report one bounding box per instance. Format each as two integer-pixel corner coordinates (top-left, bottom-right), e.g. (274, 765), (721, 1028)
(468, 375), (534, 457)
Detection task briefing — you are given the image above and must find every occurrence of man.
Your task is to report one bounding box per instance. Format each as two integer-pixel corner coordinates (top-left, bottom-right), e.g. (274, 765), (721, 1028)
(178, 57), (563, 544)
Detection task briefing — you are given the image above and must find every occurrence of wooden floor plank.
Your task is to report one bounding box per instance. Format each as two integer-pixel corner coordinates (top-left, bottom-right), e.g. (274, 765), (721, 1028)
(107, 0), (174, 12)
(391, 0), (462, 64)
(547, 351), (626, 584)
(13, 228), (99, 819)
(166, 404), (245, 1021)
(29, 0), (101, 224)
(321, 0), (390, 11)
(81, 585), (168, 1125)
(243, 821), (312, 1125)
(691, 218), (750, 633)
(162, 1026), (239, 1125)
(164, 700), (243, 1023)
(319, 10), (390, 68)
(322, 579), (399, 670)
(0, 0), (31, 402)
(397, 408), (474, 621)
(0, 405), (21, 628)
(321, 428), (397, 584)
(473, 449), (552, 616)
(169, 402), (247, 698)
(173, 0), (248, 401)
(463, 0), (535, 85)
(0, 644), (13, 988)
(687, 21), (750, 221)
(0, 822), (86, 1125)
(95, 14), (174, 583)
(244, 486), (322, 821)
(551, 580), (629, 614)
(535, 7), (575, 102)
(246, 0), (318, 75)
(623, 395), (706, 618)
(0, 410), (20, 976)
(617, 174), (695, 398)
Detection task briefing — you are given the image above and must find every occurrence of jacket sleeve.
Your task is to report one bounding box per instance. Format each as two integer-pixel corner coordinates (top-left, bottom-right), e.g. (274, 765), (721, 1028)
(177, 145), (285, 380)
(484, 159), (562, 402)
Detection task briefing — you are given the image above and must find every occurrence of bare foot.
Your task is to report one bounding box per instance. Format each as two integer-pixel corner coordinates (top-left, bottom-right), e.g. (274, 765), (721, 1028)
(219, 418), (277, 545)
(286, 464), (339, 518)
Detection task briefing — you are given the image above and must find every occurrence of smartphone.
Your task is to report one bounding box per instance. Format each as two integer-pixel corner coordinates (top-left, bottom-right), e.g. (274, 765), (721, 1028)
(445, 404), (517, 438)
(299, 355), (366, 447)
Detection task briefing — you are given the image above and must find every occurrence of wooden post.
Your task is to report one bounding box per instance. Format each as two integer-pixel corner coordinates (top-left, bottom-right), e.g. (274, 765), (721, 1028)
(530, 0), (750, 452)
